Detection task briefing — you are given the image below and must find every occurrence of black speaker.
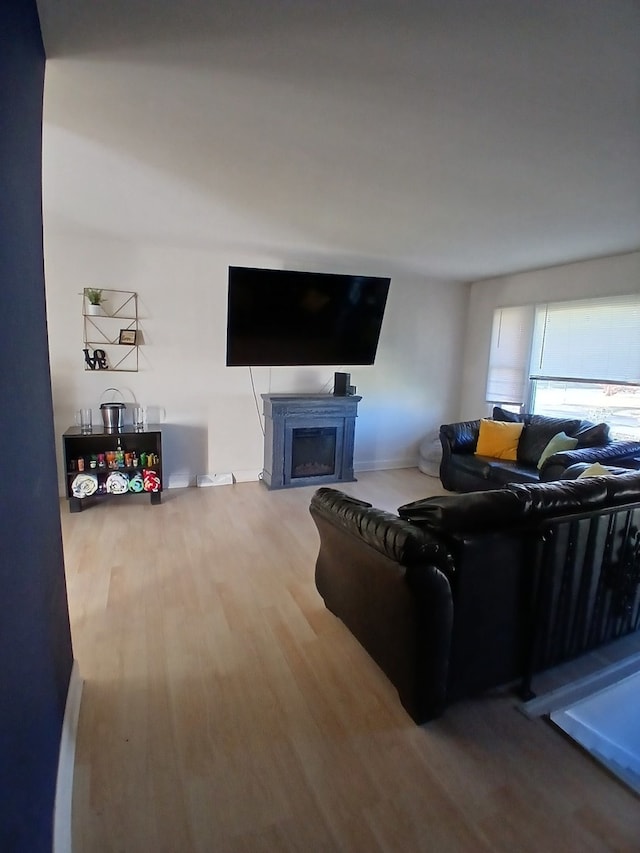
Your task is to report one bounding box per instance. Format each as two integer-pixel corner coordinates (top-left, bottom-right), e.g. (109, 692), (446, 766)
(333, 372), (351, 396)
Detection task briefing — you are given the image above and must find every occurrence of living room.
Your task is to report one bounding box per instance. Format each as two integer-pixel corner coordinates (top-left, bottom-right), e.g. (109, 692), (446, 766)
(3, 1), (640, 850)
(37, 2), (639, 491)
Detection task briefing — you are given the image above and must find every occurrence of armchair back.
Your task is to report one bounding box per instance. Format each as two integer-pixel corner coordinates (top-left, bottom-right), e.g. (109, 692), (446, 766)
(311, 475), (640, 722)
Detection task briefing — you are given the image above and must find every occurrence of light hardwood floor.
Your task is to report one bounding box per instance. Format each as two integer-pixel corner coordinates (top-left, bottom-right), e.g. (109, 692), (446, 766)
(61, 469), (640, 852)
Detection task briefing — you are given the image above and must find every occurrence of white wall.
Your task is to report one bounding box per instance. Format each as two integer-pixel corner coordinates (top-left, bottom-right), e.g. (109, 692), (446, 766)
(459, 251), (640, 420)
(37, 9), (640, 492)
(40, 47), (475, 494)
(45, 227), (468, 492)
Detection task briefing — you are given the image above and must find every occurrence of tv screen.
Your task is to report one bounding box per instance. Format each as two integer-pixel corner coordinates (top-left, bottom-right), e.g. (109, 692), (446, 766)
(226, 266), (390, 367)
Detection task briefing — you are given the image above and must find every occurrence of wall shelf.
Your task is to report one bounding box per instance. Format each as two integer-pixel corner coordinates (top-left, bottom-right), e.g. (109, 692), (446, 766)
(83, 288), (139, 372)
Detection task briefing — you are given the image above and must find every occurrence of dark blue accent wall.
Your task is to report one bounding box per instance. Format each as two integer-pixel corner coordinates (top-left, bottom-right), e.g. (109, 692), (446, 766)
(0, 1), (74, 850)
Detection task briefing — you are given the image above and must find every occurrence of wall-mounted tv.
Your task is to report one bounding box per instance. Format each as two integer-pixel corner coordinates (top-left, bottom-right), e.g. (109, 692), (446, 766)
(226, 266), (390, 367)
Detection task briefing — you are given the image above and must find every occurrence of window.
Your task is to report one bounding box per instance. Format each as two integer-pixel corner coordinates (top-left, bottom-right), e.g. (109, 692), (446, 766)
(486, 295), (640, 438)
(530, 295), (640, 386)
(485, 305), (534, 408)
(530, 381), (640, 440)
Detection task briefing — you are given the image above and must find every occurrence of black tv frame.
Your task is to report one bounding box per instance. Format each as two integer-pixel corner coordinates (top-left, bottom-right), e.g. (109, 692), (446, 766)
(225, 266), (390, 367)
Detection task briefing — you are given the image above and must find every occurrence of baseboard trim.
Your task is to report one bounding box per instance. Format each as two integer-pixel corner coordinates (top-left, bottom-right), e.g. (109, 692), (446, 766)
(54, 660), (83, 853)
(354, 459), (417, 472)
(233, 469), (261, 483)
(165, 475), (192, 489)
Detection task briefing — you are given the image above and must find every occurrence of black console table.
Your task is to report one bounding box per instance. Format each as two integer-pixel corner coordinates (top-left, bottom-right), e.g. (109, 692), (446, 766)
(261, 394), (361, 490)
(62, 425), (163, 512)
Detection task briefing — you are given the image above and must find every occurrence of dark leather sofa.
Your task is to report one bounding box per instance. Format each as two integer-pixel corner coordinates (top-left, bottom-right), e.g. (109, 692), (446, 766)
(310, 474), (640, 723)
(440, 407), (640, 492)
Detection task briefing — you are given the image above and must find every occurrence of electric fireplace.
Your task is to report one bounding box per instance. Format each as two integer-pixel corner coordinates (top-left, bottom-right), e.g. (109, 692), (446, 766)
(261, 394), (361, 490)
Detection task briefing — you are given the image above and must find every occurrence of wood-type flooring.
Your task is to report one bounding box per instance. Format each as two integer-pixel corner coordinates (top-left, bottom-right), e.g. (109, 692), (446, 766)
(61, 469), (640, 852)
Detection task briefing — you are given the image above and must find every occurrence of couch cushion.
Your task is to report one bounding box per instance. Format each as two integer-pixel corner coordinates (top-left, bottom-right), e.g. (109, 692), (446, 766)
(605, 470), (640, 505)
(537, 431), (579, 469)
(485, 459), (541, 485)
(561, 468), (640, 505)
(475, 419), (524, 461)
(506, 478), (608, 516)
(574, 422), (611, 448)
(400, 474), (640, 534)
(517, 417), (582, 466)
(451, 453), (493, 478)
(398, 490), (529, 533)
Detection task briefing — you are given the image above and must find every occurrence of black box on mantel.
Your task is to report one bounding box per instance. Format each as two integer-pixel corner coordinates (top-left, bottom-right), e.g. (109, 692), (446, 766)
(333, 372), (351, 396)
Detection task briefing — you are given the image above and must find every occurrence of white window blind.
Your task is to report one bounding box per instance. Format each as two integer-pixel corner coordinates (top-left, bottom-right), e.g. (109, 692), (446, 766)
(485, 305), (534, 404)
(530, 294), (640, 384)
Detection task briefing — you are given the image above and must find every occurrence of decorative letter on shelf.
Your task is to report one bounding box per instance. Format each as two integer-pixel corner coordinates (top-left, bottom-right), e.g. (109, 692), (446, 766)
(83, 348), (108, 370)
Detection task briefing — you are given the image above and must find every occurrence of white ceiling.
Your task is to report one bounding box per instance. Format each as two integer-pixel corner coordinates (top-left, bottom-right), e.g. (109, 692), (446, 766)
(36, 0), (640, 281)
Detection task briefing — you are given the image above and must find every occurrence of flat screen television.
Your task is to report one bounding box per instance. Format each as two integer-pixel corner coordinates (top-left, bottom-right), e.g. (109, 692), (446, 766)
(226, 266), (390, 367)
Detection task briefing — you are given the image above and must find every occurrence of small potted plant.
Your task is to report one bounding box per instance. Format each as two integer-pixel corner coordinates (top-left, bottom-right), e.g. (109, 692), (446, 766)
(84, 288), (107, 315)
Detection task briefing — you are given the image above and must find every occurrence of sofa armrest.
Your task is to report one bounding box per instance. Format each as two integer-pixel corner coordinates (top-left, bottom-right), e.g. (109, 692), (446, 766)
(310, 487), (455, 722)
(310, 487), (454, 571)
(540, 440), (640, 481)
(439, 420), (481, 454)
(439, 420), (481, 491)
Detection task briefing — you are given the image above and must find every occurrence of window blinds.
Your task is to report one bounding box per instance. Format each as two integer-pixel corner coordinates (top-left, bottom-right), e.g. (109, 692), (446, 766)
(530, 294), (640, 385)
(485, 305), (534, 404)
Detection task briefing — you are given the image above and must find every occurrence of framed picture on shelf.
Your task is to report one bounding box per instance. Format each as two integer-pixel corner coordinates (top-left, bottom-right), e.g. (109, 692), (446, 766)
(118, 329), (137, 345)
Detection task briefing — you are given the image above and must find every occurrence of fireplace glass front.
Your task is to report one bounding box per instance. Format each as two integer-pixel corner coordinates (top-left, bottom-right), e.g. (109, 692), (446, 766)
(291, 427), (337, 479)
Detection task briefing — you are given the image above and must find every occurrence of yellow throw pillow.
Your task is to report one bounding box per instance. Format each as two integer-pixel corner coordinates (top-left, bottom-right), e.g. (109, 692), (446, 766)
(474, 419), (524, 461)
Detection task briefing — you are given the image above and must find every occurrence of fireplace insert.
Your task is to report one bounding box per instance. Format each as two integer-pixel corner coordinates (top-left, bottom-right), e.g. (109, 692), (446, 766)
(291, 427), (337, 479)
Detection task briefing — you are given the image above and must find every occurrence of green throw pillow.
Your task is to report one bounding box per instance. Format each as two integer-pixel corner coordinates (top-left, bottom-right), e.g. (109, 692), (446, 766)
(577, 462), (611, 478)
(537, 431), (579, 470)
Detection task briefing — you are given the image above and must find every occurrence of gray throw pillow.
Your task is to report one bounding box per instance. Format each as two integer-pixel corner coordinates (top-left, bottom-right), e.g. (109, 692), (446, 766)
(492, 406), (523, 423)
(517, 417), (582, 466)
(574, 422), (610, 448)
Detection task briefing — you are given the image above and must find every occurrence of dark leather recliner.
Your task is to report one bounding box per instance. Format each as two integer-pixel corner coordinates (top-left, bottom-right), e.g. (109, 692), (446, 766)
(310, 474), (640, 723)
